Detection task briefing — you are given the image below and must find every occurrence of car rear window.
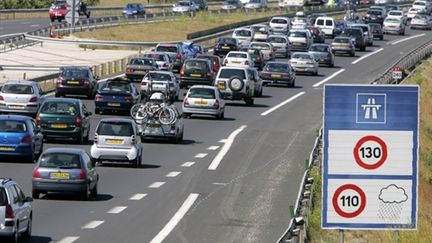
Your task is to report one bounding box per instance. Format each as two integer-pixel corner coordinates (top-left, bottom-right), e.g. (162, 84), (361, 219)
(185, 60), (208, 70)
(146, 72), (171, 81)
(0, 120), (27, 133)
(40, 102), (78, 115)
(325, 20), (333, 26)
(310, 45), (328, 52)
(227, 53), (247, 58)
(288, 31), (306, 38)
(268, 37), (286, 43)
(265, 63), (289, 72)
(250, 43), (270, 50)
(2, 84), (34, 94)
(343, 29), (362, 37)
(218, 38), (237, 45)
(0, 188), (7, 206)
(334, 38), (350, 43)
(61, 69), (89, 79)
(188, 88), (216, 99)
(316, 19), (324, 25)
(234, 30), (251, 37)
(99, 82), (131, 92)
(218, 69), (246, 79)
(39, 153), (82, 169)
(292, 53), (313, 60)
(143, 53), (166, 62)
(129, 58), (155, 66)
(97, 121), (134, 136)
(156, 46), (178, 53)
(271, 18), (288, 24)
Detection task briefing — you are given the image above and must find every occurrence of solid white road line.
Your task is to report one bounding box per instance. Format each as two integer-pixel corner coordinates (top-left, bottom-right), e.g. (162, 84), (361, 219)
(58, 236), (80, 243)
(166, 171), (181, 177)
(149, 193), (200, 243)
(149, 182), (166, 188)
(129, 193), (147, 200)
(194, 153), (208, 158)
(391, 33), (425, 45)
(181, 162), (195, 167)
(208, 125), (247, 170)
(352, 48), (383, 64)
(260, 92), (305, 116)
(82, 220), (104, 229)
(312, 69), (345, 87)
(107, 206), (127, 214)
(207, 146), (220, 150)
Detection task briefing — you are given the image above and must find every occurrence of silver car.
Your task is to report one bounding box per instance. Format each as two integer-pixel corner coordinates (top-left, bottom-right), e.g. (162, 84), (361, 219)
(0, 178), (33, 243)
(410, 14), (432, 30)
(249, 42), (275, 61)
(308, 43), (335, 67)
(289, 52), (319, 76)
(0, 80), (42, 116)
(140, 71), (180, 102)
(172, 1), (199, 12)
(267, 35), (291, 58)
(142, 52), (172, 71)
(183, 85), (225, 119)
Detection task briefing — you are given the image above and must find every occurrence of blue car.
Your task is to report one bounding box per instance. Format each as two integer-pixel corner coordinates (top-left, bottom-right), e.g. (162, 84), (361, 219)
(123, 3), (146, 17)
(95, 78), (141, 115)
(0, 115), (43, 162)
(182, 41), (204, 58)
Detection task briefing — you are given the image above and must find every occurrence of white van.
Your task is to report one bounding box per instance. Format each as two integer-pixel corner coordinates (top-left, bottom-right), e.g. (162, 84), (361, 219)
(314, 16), (335, 38)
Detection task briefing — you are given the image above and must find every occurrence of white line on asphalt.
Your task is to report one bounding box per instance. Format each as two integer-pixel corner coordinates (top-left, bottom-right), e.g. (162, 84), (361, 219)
(58, 236), (80, 243)
(260, 92), (305, 116)
(390, 33), (425, 45)
(107, 206), (127, 214)
(82, 220), (104, 229)
(149, 182), (165, 188)
(352, 48), (383, 64)
(212, 182), (228, 186)
(181, 161), (195, 167)
(194, 153), (208, 158)
(166, 171), (181, 177)
(208, 125), (247, 170)
(218, 139), (227, 143)
(207, 146), (220, 150)
(149, 193), (200, 243)
(312, 69), (345, 87)
(129, 193), (147, 200)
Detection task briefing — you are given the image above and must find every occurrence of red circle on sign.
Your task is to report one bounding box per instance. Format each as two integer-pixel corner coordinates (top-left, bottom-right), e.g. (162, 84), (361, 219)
(393, 66), (402, 72)
(332, 184), (366, 218)
(353, 135), (388, 170)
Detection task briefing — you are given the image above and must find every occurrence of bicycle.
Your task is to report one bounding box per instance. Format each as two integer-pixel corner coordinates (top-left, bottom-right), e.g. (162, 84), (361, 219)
(130, 102), (177, 125)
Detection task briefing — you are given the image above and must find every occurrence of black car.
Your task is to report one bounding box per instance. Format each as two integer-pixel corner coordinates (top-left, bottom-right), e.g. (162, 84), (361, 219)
(155, 43), (184, 73)
(95, 79), (141, 115)
(363, 9), (385, 25)
(369, 23), (384, 40)
(341, 28), (366, 51)
(260, 61), (296, 87)
(239, 47), (265, 70)
(213, 37), (240, 57)
(192, 0), (208, 10)
(180, 58), (215, 88)
(56, 66), (98, 98)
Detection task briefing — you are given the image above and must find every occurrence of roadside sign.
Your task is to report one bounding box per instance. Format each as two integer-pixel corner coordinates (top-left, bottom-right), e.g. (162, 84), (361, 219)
(392, 66), (403, 80)
(65, 11), (79, 25)
(322, 84), (419, 230)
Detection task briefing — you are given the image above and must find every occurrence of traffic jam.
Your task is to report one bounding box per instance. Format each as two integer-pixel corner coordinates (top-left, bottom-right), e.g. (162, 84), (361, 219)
(1, 0), (432, 241)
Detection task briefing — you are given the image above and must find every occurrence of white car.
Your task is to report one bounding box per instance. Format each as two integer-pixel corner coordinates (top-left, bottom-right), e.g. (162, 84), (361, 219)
(250, 24), (270, 42)
(267, 35), (291, 58)
(172, 1), (199, 13)
(223, 51), (255, 67)
(410, 14), (432, 30)
(182, 85), (225, 119)
(244, 0), (267, 9)
(412, 0), (432, 15)
(289, 52), (319, 76)
(232, 28), (255, 46)
(383, 17), (406, 35)
(140, 71), (180, 102)
(288, 29), (312, 51)
(407, 7), (424, 20)
(269, 17), (291, 34)
(249, 42), (274, 61)
(142, 52), (172, 71)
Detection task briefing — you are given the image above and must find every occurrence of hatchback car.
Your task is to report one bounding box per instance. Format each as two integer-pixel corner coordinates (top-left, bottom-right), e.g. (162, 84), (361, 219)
(140, 71), (180, 102)
(308, 43), (335, 67)
(260, 62), (296, 87)
(364, 9), (385, 25)
(369, 23), (384, 40)
(269, 17), (291, 34)
(232, 28), (255, 46)
(32, 148), (98, 200)
(155, 43), (185, 72)
(383, 17), (406, 35)
(49, 3), (68, 22)
(123, 3), (146, 17)
(221, 0), (242, 10)
(36, 98), (92, 144)
(0, 80), (42, 116)
(172, 0), (199, 13)
(289, 52), (319, 76)
(213, 37), (240, 56)
(267, 35), (291, 58)
(351, 24), (374, 46)
(196, 54), (222, 73)
(239, 47), (265, 70)
(223, 51), (254, 67)
(125, 57), (159, 81)
(331, 37), (356, 56)
(183, 86), (225, 119)
(56, 66), (98, 98)
(410, 14), (432, 30)
(249, 42), (274, 61)
(307, 26), (326, 44)
(142, 52), (172, 71)
(0, 178), (33, 243)
(91, 118), (142, 167)
(341, 28), (366, 51)
(250, 24), (271, 42)
(0, 115), (43, 162)
(288, 30), (312, 52)
(180, 58), (215, 88)
(95, 79), (141, 115)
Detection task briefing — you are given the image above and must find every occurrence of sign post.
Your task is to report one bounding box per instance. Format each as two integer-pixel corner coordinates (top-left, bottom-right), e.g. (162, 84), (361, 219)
(322, 84), (419, 230)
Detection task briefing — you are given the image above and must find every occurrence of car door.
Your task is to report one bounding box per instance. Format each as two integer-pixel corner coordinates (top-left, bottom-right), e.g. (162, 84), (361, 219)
(13, 184), (31, 232)
(8, 185), (24, 232)
(171, 74), (180, 95)
(30, 119), (43, 153)
(83, 153), (98, 189)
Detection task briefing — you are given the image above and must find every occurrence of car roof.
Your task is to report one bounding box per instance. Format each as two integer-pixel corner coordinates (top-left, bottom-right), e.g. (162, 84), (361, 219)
(61, 66), (91, 70)
(99, 118), (134, 123)
(220, 66), (247, 70)
(0, 178), (14, 186)
(189, 85), (218, 90)
(268, 35), (288, 38)
(4, 80), (38, 85)
(43, 147), (86, 155)
(0, 115), (32, 122)
(185, 58), (210, 62)
(148, 70), (172, 75)
(43, 97), (81, 104)
(311, 43), (330, 47)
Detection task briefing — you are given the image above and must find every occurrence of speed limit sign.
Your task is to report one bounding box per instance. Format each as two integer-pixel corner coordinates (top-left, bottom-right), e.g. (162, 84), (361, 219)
(353, 135), (388, 170)
(392, 66), (403, 80)
(332, 184), (366, 218)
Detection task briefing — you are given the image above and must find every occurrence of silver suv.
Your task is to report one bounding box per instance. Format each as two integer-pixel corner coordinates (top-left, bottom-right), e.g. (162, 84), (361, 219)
(214, 66), (255, 106)
(0, 178), (33, 243)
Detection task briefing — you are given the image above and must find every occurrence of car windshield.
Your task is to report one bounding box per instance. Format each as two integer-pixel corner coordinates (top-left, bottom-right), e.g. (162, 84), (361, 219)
(343, 29), (362, 37)
(0, 188), (7, 206)
(61, 69), (89, 79)
(99, 82), (131, 92)
(271, 18), (288, 24)
(129, 58), (155, 66)
(413, 15), (426, 20)
(218, 38), (237, 45)
(310, 45), (328, 52)
(39, 153), (82, 169)
(292, 54), (312, 60)
(268, 37), (286, 43)
(265, 63), (289, 72)
(218, 69), (246, 79)
(385, 18), (400, 23)
(185, 60), (208, 69)
(251, 26), (265, 32)
(178, 1), (190, 6)
(126, 3), (139, 8)
(147, 73), (171, 81)
(97, 121), (134, 136)
(40, 102), (78, 115)
(389, 11), (402, 16)
(227, 53), (247, 58)
(369, 24), (380, 30)
(2, 84), (34, 94)
(144, 53), (166, 62)
(234, 30), (251, 37)
(414, 2), (426, 6)
(250, 43), (270, 50)
(156, 46), (178, 53)
(334, 38), (350, 43)
(53, 4), (67, 9)
(188, 88), (216, 99)
(289, 31), (306, 38)
(0, 120), (27, 133)
(368, 10), (382, 15)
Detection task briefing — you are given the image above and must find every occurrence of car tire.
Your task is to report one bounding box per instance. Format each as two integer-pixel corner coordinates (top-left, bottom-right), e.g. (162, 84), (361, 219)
(350, 51), (355, 57)
(132, 155), (140, 168)
(216, 112), (223, 120)
(77, 133), (84, 144)
(182, 113), (191, 118)
(50, 18), (55, 22)
(23, 215), (32, 239)
(228, 76), (244, 92)
(90, 183), (98, 197)
(81, 185), (90, 200)
(258, 88), (263, 97)
(245, 98), (254, 106)
(380, 36), (383, 40)
(290, 80), (295, 88)
(95, 108), (100, 114)
(32, 189), (40, 199)
(360, 46), (366, 52)
(329, 61), (334, 67)
(55, 92), (62, 97)
(314, 71), (318, 76)
(9, 224), (18, 243)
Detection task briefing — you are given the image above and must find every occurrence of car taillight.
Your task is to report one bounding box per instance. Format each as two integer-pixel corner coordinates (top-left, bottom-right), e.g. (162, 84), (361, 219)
(83, 80), (89, 87)
(183, 97), (189, 106)
(21, 135), (32, 143)
(127, 68), (133, 72)
(132, 135), (137, 144)
(56, 79), (63, 86)
(213, 99), (219, 108)
(5, 204), (14, 219)
(163, 63), (169, 68)
(207, 71), (212, 77)
(0, 95), (3, 101)
(78, 169), (86, 180)
(224, 59), (228, 65)
(35, 116), (41, 126)
(32, 168), (41, 179)
(141, 81), (148, 86)
(95, 94), (103, 101)
(29, 96), (38, 103)
(125, 96), (133, 102)
(306, 61), (314, 64)
(176, 53), (182, 59)
(245, 60), (249, 65)
(180, 69), (184, 76)
(256, 56), (261, 61)
(75, 116), (82, 127)
(94, 134), (98, 144)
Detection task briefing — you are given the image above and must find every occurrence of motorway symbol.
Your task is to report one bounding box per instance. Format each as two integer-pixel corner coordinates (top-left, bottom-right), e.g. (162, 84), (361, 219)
(356, 93), (386, 124)
(332, 184), (366, 218)
(353, 135), (388, 170)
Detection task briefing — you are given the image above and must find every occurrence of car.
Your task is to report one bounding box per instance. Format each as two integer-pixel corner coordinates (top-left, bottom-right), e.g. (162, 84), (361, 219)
(308, 26), (326, 44)
(223, 51), (254, 67)
(91, 118), (142, 167)
(0, 80), (42, 116)
(214, 66), (255, 106)
(249, 67), (263, 97)
(369, 23), (384, 40)
(292, 16), (311, 28)
(364, 8), (386, 25)
(192, 0), (208, 10)
(95, 79), (141, 115)
(410, 14), (432, 30)
(232, 28), (255, 46)
(196, 54), (222, 73)
(308, 13), (327, 26)
(387, 10), (406, 22)
(125, 57), (159, 81)
(239, 47), (265, 70)
(407, 7), (424, 20)
(55, 66), (98, 98)
(412, 0), (432, 15)
(0, 115), (43, 162)
(269, 17), (291, 35)
(181, 41), (203, 59)
(141, 71), (180, 102)
(180, 58), (216, 88)
(221, 0), (243, 9)
(49, 2), (68, 22)
(383, 17), (406, 35)
(249, 42), (274, 61)
(308, 43), (335, 67)
(369, 5), (387, 16)
(0, 178), (33, 243)
(314, 17), (336, 38)
(250, 24), (271, 42)
(289, 52), (319, 76)
(334, 20), (347, 36)
(142, 52), (172, 71)
(267, 35), (291, 58)
(351, 24), (374, 46)
(244, 0), (268, 9)
(172, 0), (199, 13)
(36, 98), (91, 144)
(288, 30), (312, 52)
(331, 37), (356, 56)
(260, 61), (296, 87)
(213, 37), (240, 56)
(182, 85), (225, 119)
(32, 148), (99, 200)
(123, 3), (146, 17)
(341, 27), (366, 51)
(384, 4), (400, 12)
(155, 43), (185, 73)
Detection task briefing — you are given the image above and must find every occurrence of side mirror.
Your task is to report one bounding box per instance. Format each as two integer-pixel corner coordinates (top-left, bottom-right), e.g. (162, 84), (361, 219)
(25, 196), (33, 202)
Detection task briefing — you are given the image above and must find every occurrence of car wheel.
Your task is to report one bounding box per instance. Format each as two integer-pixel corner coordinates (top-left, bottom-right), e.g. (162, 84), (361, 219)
(132, 155), (140, 168)
(95, 108), (99, 114)
(23, 215), (32, 239)
(258, 88), (263, 97)
(350, 51), (355, 57)
(10, 224), (18, 243)
(314, 71), (318, 76)
(55, 92), (62, 97)
(360, 46), (366, 51)
(216, 112), (223, 120)
(77, 133), (84, 144)
(182, 113), (191, 118)
(81, 185), (90, 200)
(32, 189), (40, 199)
(329, 61), (334, 67)
(50, 18), (55, 22)
(245, 98), (254, 106)
(290, 80), (295, 88)
(90, 183), (98, 197)
(380, 36), (383, 40)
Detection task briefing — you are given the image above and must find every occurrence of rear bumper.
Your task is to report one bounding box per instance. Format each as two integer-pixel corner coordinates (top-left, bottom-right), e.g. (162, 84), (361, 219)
(32, 180), (87, 192)
(0, 223), (15, 235)
(90, 145), (139, 161)
(183, 106), (221, 116)
(333, 48), (354, 53)
(95, 102), (134, 112)
(126, 73), (146, 80)
(41, 128), (81, 139)
(262, 78), (293, 84)
(0, 144), (32, 156)
(220, 90), (249, 100)
(410, 24), (429, 29)
(0, 103), (38, 114)
(180, 77), (213, 88)
(56, 86), (92, 95)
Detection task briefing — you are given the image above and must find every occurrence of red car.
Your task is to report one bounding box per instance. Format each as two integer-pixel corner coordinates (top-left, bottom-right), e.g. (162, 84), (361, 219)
(49, 3), (69, 22)
(196, 54), (222, 73)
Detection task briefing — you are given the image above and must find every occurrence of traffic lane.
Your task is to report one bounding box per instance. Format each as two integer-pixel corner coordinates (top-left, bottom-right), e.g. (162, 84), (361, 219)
(0, 18), (48, 36)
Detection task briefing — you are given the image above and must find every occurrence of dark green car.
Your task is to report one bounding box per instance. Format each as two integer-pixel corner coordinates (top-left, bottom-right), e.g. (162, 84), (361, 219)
(36, 98), (92, 144)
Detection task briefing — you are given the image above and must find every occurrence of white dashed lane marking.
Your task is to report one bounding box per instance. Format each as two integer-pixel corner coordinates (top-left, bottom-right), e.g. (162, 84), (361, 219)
(58, 236), (80, 243)
(207, 146), (220, 150)
(129, 193), (147, 200)
(107, 206), (127, 214)
(165, 171), (181, 177)
(194, 153), (208, 158)
(149, 182), (166, 188)
(181, 162), (195, 167)
(82, 220), (104, 229)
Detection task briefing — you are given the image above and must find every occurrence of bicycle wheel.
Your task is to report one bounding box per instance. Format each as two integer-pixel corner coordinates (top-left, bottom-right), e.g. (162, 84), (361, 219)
(158, 107), (176, 125)
(130, 104), (149, 120)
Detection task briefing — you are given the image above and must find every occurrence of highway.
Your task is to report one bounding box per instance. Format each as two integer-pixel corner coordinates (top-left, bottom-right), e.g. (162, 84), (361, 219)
(0, 19), (50, 37)
(0, 25), (430, 243)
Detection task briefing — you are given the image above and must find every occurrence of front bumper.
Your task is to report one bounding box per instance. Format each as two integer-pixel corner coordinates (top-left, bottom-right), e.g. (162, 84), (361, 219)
(91, 145), (138, 161)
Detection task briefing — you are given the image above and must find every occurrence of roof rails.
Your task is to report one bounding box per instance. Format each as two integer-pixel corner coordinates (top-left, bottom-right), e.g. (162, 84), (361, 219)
(0, 178), (13, 185)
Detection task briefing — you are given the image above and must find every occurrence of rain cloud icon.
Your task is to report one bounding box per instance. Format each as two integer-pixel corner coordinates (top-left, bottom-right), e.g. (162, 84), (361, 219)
(379, 184), (408, 204)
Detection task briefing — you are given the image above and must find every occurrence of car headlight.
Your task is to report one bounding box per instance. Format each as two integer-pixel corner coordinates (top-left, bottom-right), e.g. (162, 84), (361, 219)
(123, 10), (127, 13)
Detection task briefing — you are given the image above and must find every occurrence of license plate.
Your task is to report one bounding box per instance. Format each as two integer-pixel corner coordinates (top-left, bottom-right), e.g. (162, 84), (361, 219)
(297, 67), (306, 71)
(293, 43), (302, 46)
(106, 139), (123, 144)
(218, 83), (226, 89)
(222, 46), (230, 49)
(147, 123), (161, 128)
(108, 103), (121, 107)
(195, 101), (208, 105)
(9, 105), (24, 110)
(190, 74), (201, 77)
(271, 74), (282, 78)
(0, 147), (14, 151)
(50, 172), (70, 180)
(152, 84), (166, 89)
(51, 124), (67, 129)
(67, 80), (79, 85)
(231, 61), (241, 64)
(135, 71), (146, 74)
